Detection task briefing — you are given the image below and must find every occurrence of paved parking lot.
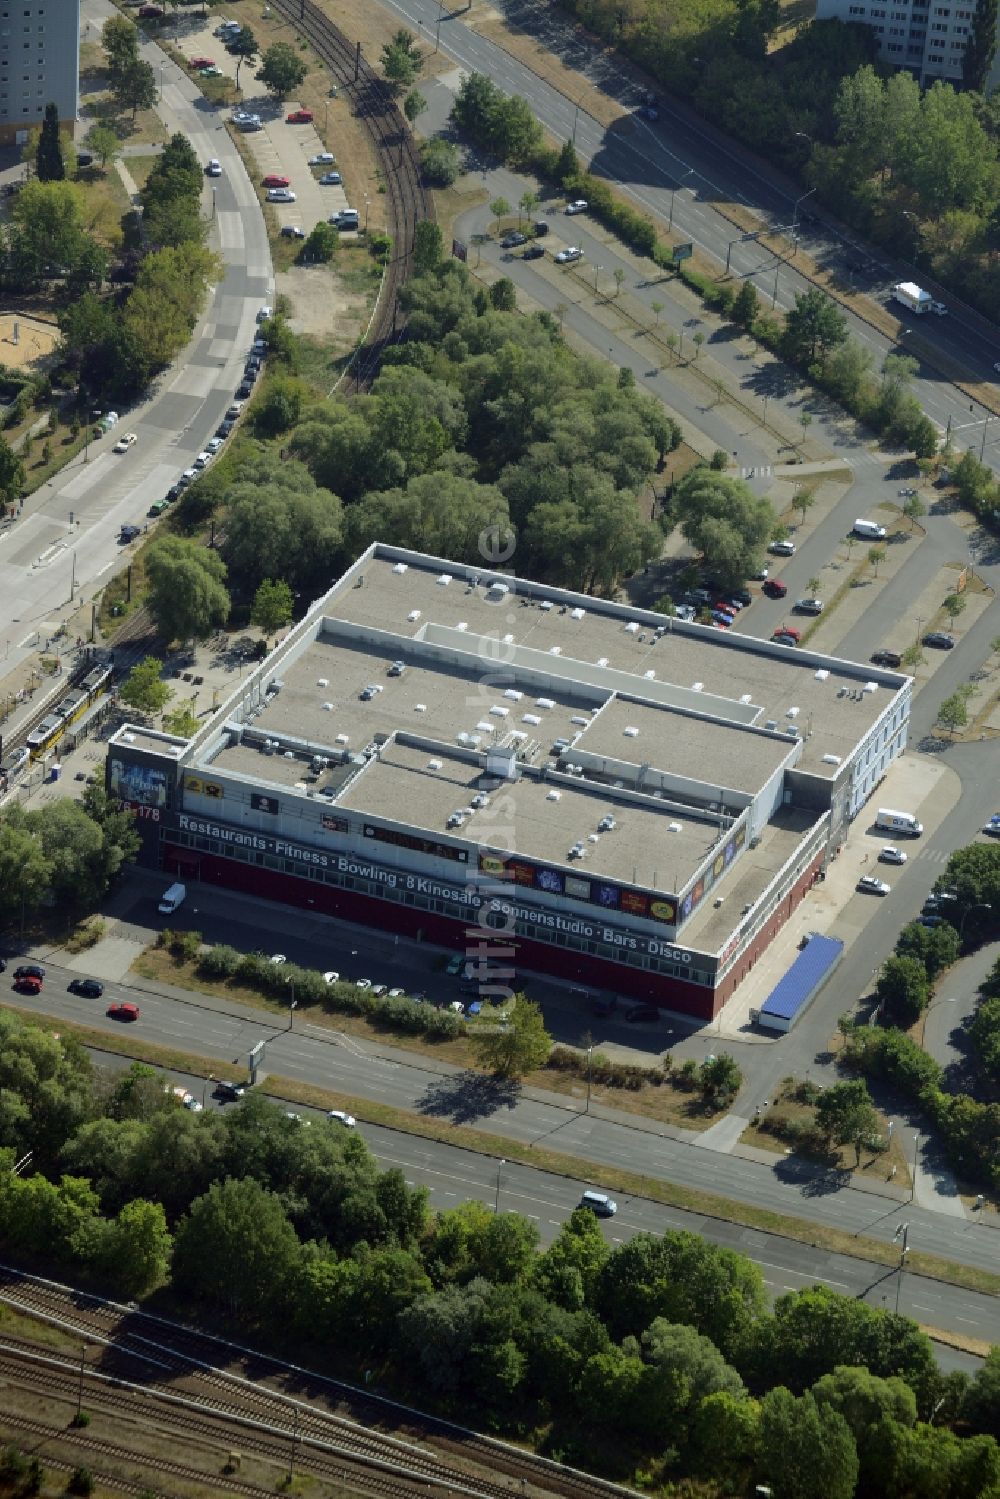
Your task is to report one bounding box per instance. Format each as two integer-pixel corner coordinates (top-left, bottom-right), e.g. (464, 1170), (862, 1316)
(174, 19), (351, 236)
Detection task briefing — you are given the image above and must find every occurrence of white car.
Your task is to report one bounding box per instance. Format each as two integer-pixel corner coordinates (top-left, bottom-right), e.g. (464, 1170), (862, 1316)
(857, 875), (890, 896)
(194, 451), (212, 469)
(318, 171), (342, 185)
(266, 188), (296, 203)
(270, 953), (287, 964)
(388, 987), (405, 997)
(206, 436), (224, 454)
(183, 1095), (203, 1112)
(993, 362), (1000, 375)
(256, 305), (272, 323)
(328, 1110), (356, 1127)
(323, 970), (341, 984)
(372, 984), (389, 997)
(206, 158), (222, 177)
(178, 467), (197, 486)
(982, 815), (1000, 836)
(565, 199), (588, 214)
(879, 846), (907, 865)
(769, 539), (796, 556)
(355, 978), (373, 991)
(113, 432), (137, 453)
(309, 152), (336, 165)
(555, 246), (584, 263)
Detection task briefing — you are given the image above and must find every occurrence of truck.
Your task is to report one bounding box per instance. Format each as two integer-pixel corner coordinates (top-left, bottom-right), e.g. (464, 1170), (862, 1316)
(874, 808), (923, 837)
(158, 881), (187, 915)
(891, 282), (947, 317)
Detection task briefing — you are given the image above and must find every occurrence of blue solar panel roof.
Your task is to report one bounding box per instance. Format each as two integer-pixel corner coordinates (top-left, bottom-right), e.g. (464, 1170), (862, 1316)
(760, 934), (844, 1022)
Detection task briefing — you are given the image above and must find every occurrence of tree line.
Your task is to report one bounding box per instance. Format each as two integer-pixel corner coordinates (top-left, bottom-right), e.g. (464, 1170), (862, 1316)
(555, 0), (1000, 322)
(1, 1007), (999, 1497)
(845, 841), (1000, 1190)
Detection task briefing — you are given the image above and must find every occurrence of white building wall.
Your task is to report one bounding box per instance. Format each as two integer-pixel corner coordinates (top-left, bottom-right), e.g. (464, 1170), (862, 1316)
(0, 0), (80, 141)
(814, 0), (976, 84)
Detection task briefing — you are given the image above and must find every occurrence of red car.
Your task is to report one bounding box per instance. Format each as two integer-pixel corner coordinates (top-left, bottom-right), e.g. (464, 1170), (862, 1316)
(773, 625), (801, 642)
(108, 1002), (140, 1022)
(14, 976), (42, 995)
(762, 579), (787, 599)
(190, 56), (215, 70)
(713, 600), (738, 617)
(286, 109), (314, 124)
(262, 174), (290, 188)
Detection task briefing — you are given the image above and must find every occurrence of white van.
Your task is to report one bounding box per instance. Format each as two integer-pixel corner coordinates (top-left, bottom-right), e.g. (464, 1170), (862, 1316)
(579, 1190), (617, 1217)
(853, 519), (887, 540)
(874, 808), (923, 837)
(158, 882), (187, 914)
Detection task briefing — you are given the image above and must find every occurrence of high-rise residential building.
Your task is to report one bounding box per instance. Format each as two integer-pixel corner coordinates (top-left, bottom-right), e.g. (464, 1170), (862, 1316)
(0, 0), (80, 147)
(814, 0), (988, 87)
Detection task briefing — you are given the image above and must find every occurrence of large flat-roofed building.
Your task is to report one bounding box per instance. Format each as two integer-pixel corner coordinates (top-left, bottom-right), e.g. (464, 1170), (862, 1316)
(106, 545), (913, 1021)
(0, 1), (79, 146)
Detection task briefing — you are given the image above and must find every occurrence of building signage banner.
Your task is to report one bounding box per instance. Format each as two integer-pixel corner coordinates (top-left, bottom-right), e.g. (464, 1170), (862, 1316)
(479, 849), (678, 925)
(174, 813), (706, 972)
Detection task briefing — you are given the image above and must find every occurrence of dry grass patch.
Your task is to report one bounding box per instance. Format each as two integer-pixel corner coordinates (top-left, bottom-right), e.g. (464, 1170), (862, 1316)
(740, 1076), (914, 1188)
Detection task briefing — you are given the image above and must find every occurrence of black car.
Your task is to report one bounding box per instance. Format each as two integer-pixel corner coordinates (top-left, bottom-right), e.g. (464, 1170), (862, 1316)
(871, 649), (902, 668)
(237, 382), (253, 399)
(217, 419), (235, 438)
(523, 243), (545, 260)
(533, 220), (549, 236)
(923, 632), (955, 650)
(626, 1005), (659, 1024)
(0, 958), (5, 972)
(500, 231), (527, 249)
(215, 1079), (247, 1102)
(119, 524), (141, 543)
(68, 978), (104, 998)
(165, 484), (182, 502)
(728, 589), (752, 607)
(14, 964), (45, 981)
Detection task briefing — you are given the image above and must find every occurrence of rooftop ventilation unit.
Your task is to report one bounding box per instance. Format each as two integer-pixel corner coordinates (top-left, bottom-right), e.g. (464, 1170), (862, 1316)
(740, 693), (753, 704)
(490, 705), (510, 718)
(644, 669), (656, 679)
(261, 739), (276, 755)
(539, 599), (553, 611)
(487, 580), (509, 599)
(503, 633), (515, 645)
(815, 668), (830, 681)
(588, 833), (600, 843)
(414, 703), (427, 712)
(392, 562), (408, 575)
(447, 811), (466, 827)
(692, 682), (703, 692)
(863, 681), (878, 694)
(456, 622), (468, 632)
(822, 753), (841, 765)
(336, 734), (349, 745)
(284, 751), (295, 760)
(568, 841), (586, 859)
(598, 815), (616, 832)
(571, 607), (585, 621)
(471, 792), (489, 809)
(571, 715), (589, 726)
(504, 689), (523, 702)
(597, 657), (609, 667)
(270, 679), (283, 694)
(477, 719), (494, 733)
(317, 677), (329, 688)
(408, 609), (421, 622)
(523, 713), (541, 726)
(549, 646), (562, 656)
(624, 726), (639, 738)
(428, 758), (443, 770)
(437, 573), (452, 586)
(625, 621), (639, 635)
(786, 706), (800, 718)
(786, 726), (800, 738)
(668, 821), (682, 833)
(547, 789), (561, 801)
(536, 697), (555, 710)
(765, 719), (777, 731)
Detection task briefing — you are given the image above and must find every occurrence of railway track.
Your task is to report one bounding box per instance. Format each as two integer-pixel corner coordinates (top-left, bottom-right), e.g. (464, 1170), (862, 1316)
(0, 1266), (636, 1499)
(269, 0), (433, 388)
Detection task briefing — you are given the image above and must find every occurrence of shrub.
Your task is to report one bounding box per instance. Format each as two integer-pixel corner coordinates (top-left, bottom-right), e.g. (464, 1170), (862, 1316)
(198, 944), (242, 980)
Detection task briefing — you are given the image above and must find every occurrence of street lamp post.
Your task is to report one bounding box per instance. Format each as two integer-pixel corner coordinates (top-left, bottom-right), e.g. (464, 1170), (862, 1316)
(495, 1157), (505, 1213)
(792, 186), (817, 234)
(893, 1222), (909, 1314)
(910, 1134), (920, 1203)
(772, 260), (781, 309)
(668, 168), (693, 232)
(919, 994), (957, 1048)
(586, 1044), (593, 1113)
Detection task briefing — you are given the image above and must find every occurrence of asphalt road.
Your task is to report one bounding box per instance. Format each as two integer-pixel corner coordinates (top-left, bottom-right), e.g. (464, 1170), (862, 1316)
(0, 0), (273, 671)
(388, 0), (1000, 459)
(92, 1046), (985, 1374)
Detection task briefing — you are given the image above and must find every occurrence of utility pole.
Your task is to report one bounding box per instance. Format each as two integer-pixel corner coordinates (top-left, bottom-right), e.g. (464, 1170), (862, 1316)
(893, 1222), (909, 1314)
(495, 1157), (505, 1213)
(287, 1404), (300, 1482)
(76, 1346), (86, 1421)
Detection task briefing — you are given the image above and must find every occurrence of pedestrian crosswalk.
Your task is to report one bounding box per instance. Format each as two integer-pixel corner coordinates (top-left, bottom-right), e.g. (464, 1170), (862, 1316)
(914, 847), (952, 865)
(740, 466), (773, 480)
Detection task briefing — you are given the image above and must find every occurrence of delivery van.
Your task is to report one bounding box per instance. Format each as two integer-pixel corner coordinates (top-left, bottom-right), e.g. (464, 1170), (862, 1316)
(158, 882), (187, 914)
(853, 519), (887, 541)
(874, 809), (923, 837)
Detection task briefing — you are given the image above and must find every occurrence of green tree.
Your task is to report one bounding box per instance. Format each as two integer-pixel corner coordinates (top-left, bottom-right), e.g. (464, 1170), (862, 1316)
(304, 221), (339, 262)
(0, 435), (25, 509)
(413, 219), (444, 275)
(490, 277), (516, 312)
(534, 1205), (610, 1309)
(113, 58), (158, 121)
(102, 15), (138, 78)
(118, 656), (172, 718)
(690, 1389), (761, 1489)
(84, 123), (120, 171)
(256, 43), (308, 102)
(162, 703), (200, 739)
(403, 88), (427, 125)
(868, 544), (886, 576)
(875, 954), (930, 1027)
(782, 288), (848, 367)
(81, 779), (141, 881)
(519, 189), (540, 225)
(221, 453), (344, 596)
(253, 375), (307, 436)
(793, 488), (815, 526)
(381, 29), (422, 95)
(942, 591), (967, 627)
(490, 196), (511, 233)
(471, 994), (551, 1078)
(901, 642), (925, 671)
(36, 103), (65, 182)
(700, 1053), (742, 1106)
(555, 138), (579, 182)
(902, 494), (925, 528)
(895, 919), (960, 979)
(815, 1079), (880, 1165)
(172, 1177), (301, 1318)
(759, 1387), (859, 1499)
(675, 468), (775, 589)
(420, 137), (460, 186)
(251, 578), (294, 640)
(936, 692), (968, 736)
(145, 535), (230, 645)
(732, 279), (760, 329)
(228, 26), (259, 90)
(964, 0), (998, 89)
(103, 1199), (172, 1297)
